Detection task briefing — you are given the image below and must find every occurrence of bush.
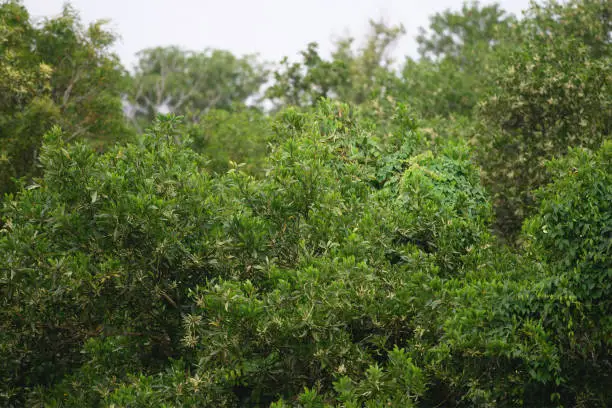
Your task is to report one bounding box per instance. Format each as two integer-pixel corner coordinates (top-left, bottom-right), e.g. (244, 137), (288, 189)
(0, 90), (608, 408)
(522, 141), (612, 404)
(1, 100), (499, 406)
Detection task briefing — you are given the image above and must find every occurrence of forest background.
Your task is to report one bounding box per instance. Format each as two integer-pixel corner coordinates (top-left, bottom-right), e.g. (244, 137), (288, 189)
(0, 0), (610, 406)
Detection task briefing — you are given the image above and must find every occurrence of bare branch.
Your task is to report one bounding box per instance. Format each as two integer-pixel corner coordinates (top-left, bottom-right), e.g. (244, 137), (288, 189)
(61, 68), (83, 108)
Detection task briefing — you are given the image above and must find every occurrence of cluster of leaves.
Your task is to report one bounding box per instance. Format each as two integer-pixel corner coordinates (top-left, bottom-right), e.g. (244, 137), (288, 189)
(186, 107), (274, 175)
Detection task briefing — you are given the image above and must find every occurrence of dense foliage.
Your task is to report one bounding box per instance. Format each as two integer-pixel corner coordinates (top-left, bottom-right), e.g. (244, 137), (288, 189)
(477, 0), (611, 237)
(1, 0), (610, 407)
(0, 2), (131, 196)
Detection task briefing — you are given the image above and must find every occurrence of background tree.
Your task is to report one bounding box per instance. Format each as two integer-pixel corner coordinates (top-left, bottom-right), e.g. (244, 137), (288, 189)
(265, 19), (405, 110)
(35, 4), (131, 145)
(416, 0), (514, 63)
(127, 46), (268, 129)
(398, 1), (515, 119)
(0, 1), (58, 196)
(186, 107), (274, 175)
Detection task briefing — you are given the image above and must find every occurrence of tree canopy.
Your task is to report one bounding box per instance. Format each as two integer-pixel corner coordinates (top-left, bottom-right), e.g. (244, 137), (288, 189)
(0, 1), (131, 195)
(1, 1), (611, 407)
(128, 46), (268, 127)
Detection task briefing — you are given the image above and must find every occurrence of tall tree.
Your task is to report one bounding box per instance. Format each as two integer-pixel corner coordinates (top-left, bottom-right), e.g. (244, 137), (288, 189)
(477, 0), (611, 237)
(265, 20), (405, 110)
(127, 46), (268, 128)
(416, 0), (514, 64)
(35, 4), (131, 145)
(398, 2), (515, 119)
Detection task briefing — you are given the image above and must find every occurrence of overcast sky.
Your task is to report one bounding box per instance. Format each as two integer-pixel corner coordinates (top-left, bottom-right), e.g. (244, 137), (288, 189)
(22, 0), (533, 70)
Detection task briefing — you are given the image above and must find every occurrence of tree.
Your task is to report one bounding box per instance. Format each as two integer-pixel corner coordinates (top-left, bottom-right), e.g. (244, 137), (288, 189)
(397, 2), (515, 119)
(265, 20), (405, 110)
(416, 1), (515, 63)
(34, 4), (131, 145)
(127, 46), (268, 128)
(0, 1), (131, 196)
(522, 143), (611, 403)
(477, 0), (611, 237)
(2, 0), (612, 406)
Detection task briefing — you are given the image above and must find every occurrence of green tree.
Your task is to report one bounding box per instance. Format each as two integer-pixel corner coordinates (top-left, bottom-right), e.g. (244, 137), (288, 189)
(432, 142), (612, 407)
(477, 0), (611, 237)
(34, 4), (131, 145)
(521, 141), (612, 405)
(0, 1), (58, 196)
(127, 46), (268, 128)
(1, 116), (225, 405)
(398, 2), (515, 119)
(416, 1), (514, 63)
(0, 1), (131, 196)
(2, 1), (611, 406)
(265, 20), (405, 110)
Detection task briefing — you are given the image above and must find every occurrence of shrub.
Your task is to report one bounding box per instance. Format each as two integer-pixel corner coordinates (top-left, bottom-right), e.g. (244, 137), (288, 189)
(1, 100), (495, 406)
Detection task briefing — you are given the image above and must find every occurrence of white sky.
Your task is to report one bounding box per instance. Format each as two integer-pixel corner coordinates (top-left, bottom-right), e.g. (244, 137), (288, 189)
(22, 0), (533, 70)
